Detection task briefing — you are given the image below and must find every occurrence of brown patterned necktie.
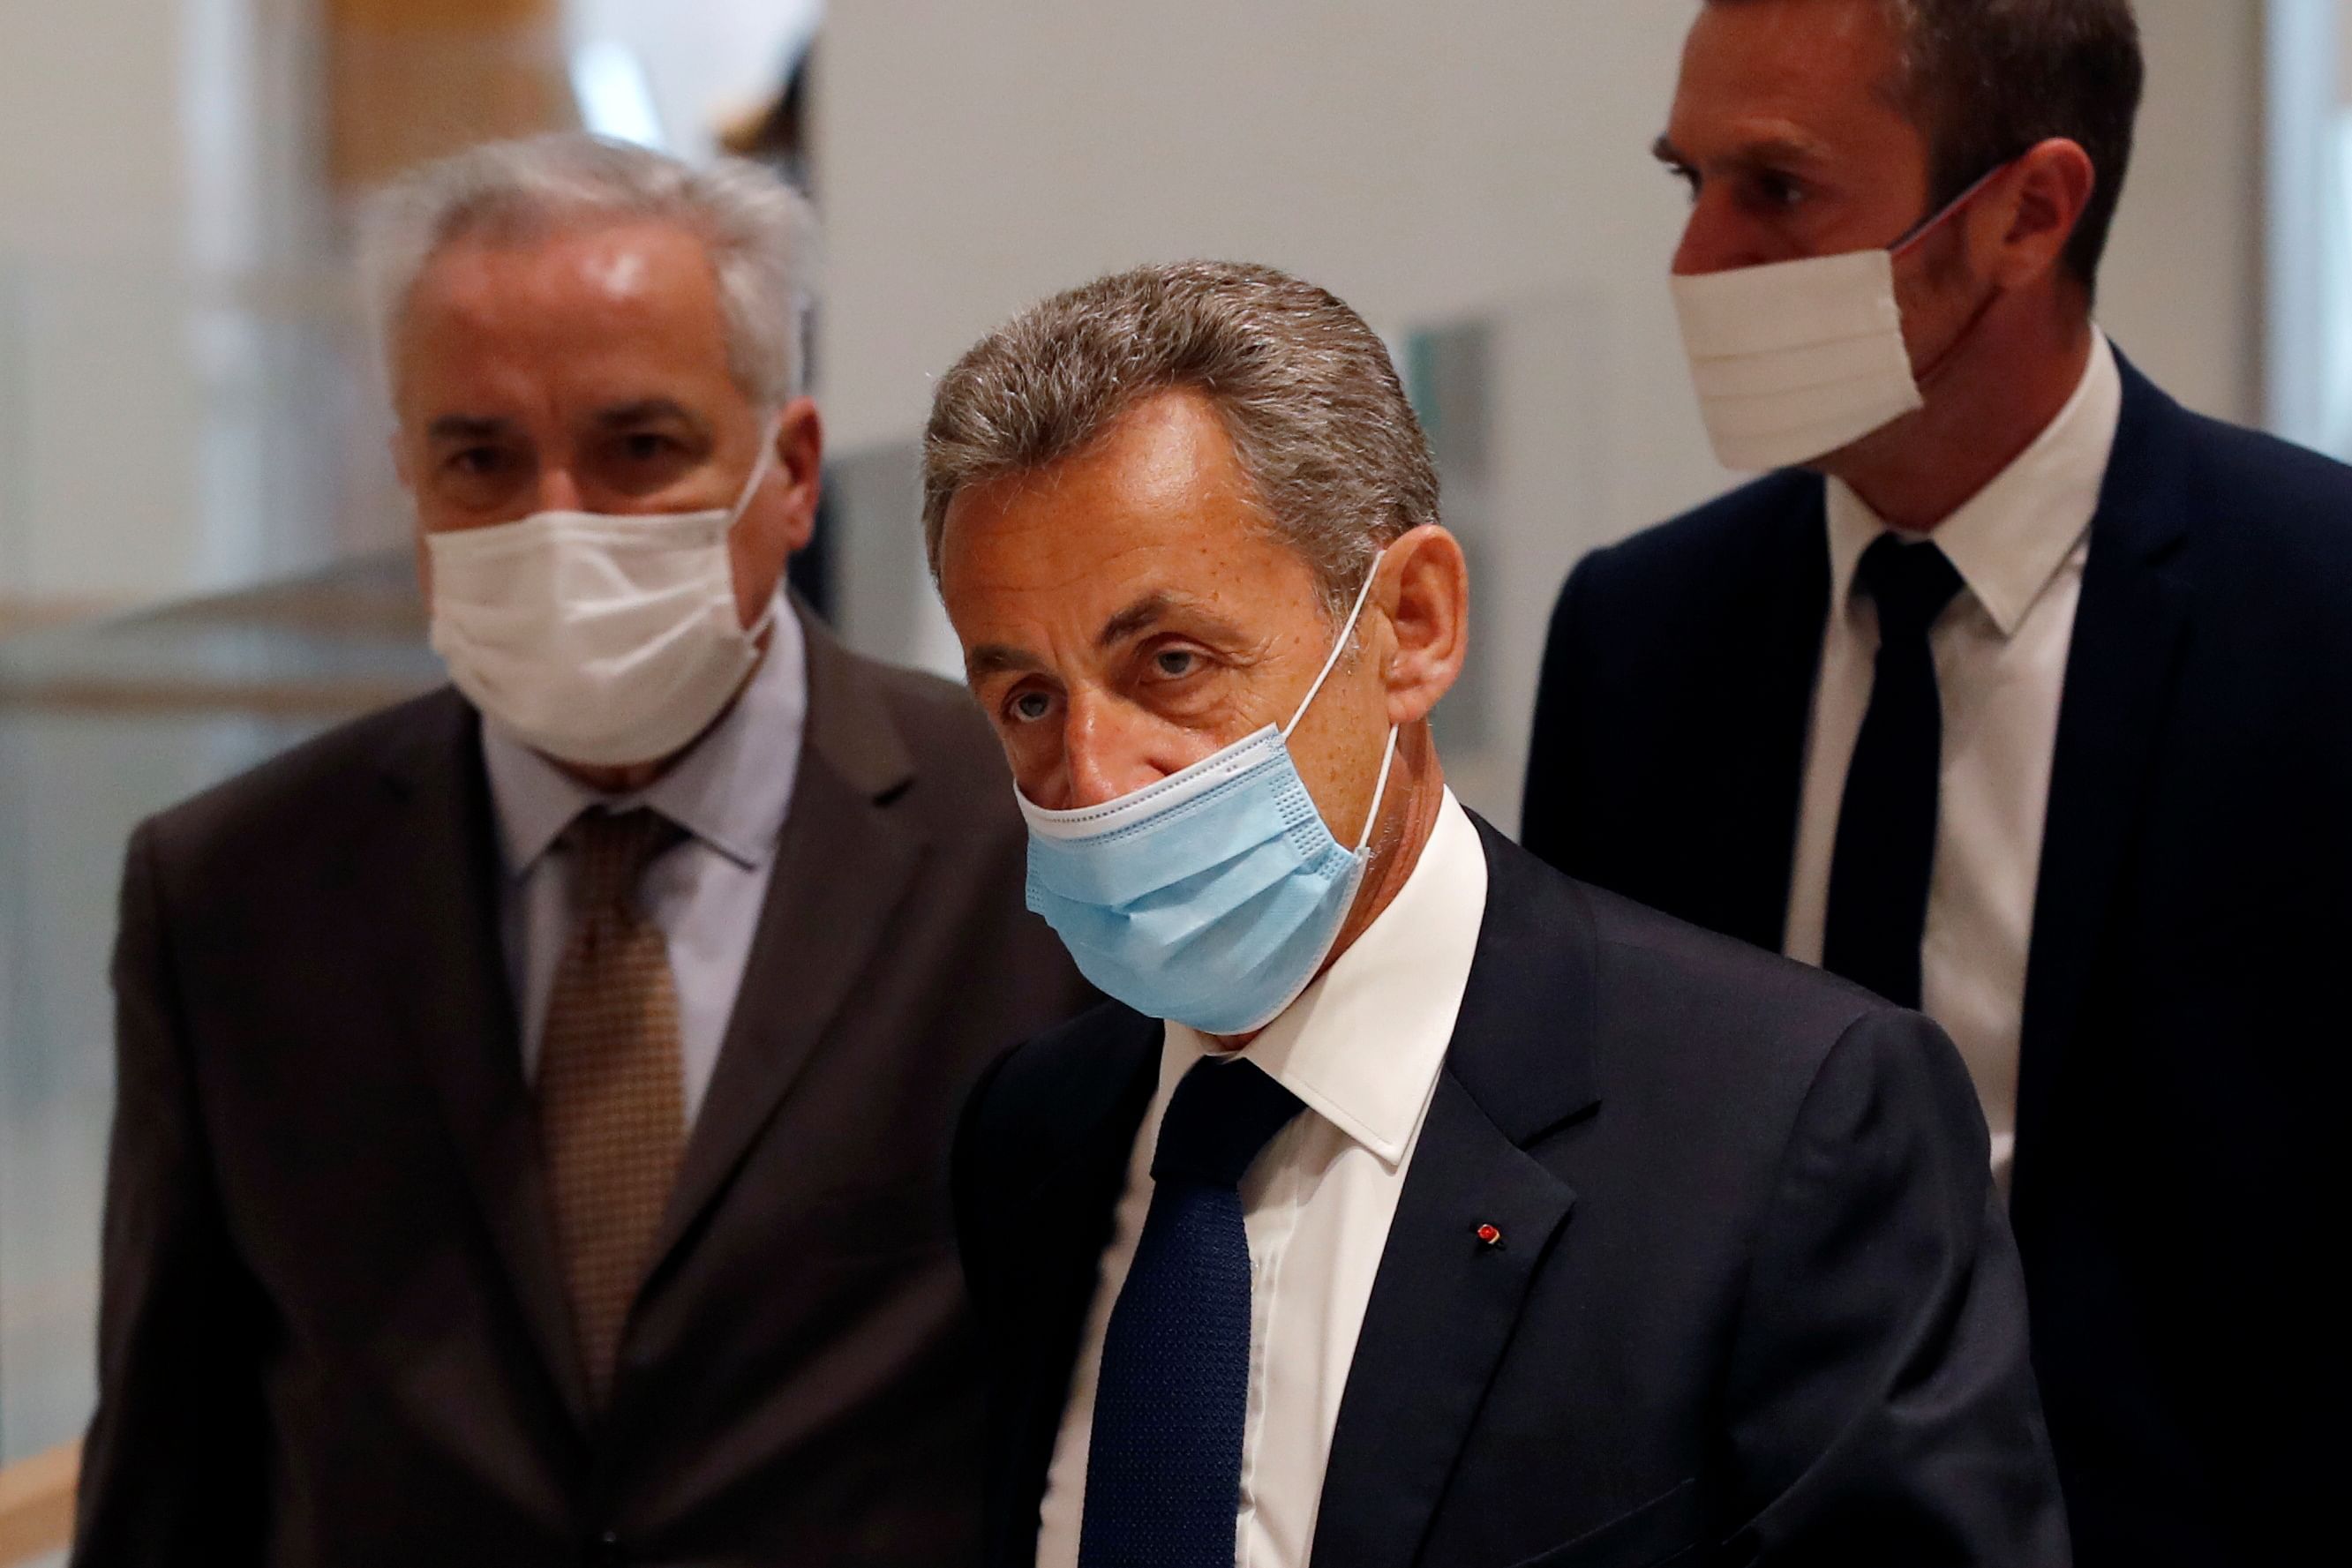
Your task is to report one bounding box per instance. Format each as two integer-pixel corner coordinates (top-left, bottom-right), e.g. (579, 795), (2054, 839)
(537, 807), (688, 1410)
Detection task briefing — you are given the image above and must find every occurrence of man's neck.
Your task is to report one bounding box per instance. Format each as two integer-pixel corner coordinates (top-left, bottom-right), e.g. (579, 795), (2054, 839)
(1830, 311), (2096, 534)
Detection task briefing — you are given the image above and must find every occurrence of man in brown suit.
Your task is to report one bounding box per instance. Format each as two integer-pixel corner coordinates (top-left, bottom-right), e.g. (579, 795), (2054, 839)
(71, 135), (1087, 1568)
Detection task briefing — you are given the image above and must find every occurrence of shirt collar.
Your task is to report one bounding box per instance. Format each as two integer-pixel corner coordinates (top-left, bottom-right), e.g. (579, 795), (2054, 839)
(1166, 788), (1490, 1169)
(481, 595), (809, 877)
(1826, 329), (2123, 638)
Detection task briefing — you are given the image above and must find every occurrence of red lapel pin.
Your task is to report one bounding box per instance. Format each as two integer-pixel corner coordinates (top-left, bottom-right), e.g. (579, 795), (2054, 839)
(1476, 1222), (1504, 1249)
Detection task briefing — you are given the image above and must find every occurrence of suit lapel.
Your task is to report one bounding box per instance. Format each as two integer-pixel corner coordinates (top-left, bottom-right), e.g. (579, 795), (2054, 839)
(1311, 822), (1597, 1568)
(1713, 482), (1831, 953)
(2014, 356), (2194, 1187)
(364, 693), (591, 1427)
(644, 615), (928, 1274)
(990, 1015), (1163, 1568)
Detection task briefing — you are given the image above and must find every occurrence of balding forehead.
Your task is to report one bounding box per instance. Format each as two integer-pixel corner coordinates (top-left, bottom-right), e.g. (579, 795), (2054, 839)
(388, 223), (741, 419)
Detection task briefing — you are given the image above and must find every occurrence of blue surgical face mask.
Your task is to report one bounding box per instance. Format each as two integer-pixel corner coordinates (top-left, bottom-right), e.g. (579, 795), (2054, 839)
(1018, 570), (1400, 1036)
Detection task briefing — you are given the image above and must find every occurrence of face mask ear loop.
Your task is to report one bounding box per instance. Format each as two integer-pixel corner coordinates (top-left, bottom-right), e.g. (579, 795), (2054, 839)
(726, 413), (789, 641)
(1353, 724), (1401, 854)
(1890, 159), (2016, 260)
(1284, 566), (1383, 738)
(728, 414), (788, 525)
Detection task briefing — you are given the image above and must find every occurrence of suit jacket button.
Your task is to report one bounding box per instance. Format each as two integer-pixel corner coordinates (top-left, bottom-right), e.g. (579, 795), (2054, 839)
(586, 1530), (627, 1566)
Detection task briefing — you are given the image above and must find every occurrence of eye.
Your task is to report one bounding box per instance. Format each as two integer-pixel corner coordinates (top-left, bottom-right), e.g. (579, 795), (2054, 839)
(1747, 169), (1807, 213)
(1008, 688), (1055, 724)
(1149, 648), (1199, 680)
(446, 446), (507, 478)
(616, 431), (676, 463)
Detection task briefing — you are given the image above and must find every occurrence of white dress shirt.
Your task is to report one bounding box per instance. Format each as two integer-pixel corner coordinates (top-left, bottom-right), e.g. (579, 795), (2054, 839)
(1035, 789), (1491, 1568)
(480, 596), (807, 1126)
(1784, 332), (2122, 1190)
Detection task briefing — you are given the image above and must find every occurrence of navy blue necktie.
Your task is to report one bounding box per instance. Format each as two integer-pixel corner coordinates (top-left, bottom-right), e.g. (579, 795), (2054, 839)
(1078, 1056), (1306, 1568)
(1822, 534), (1966, 1009)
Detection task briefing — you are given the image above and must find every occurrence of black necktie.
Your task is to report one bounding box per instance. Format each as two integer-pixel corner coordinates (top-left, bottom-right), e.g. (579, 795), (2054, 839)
(1078, 1056), (1305, 1568)
(1822, 534), (1966, 1009)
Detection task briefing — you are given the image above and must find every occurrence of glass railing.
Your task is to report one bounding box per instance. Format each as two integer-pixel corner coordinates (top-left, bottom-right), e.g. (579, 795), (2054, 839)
(0, 557), (443, 1476)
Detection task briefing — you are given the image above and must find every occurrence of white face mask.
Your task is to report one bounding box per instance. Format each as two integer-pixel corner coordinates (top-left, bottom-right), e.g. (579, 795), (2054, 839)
(425, 422), (781, 769)
(1670, 165), (2008, 472)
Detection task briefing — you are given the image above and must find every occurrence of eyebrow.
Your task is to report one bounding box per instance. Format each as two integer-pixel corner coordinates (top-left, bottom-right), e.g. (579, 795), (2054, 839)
(425, 414), (515, 445)
(1657, 131), (1831, 175)
(965, 642), (1042, 681)
(591, 398), (706, 434)
(1097, 591), (1186, 650)
(1734, 134), (1829, 169)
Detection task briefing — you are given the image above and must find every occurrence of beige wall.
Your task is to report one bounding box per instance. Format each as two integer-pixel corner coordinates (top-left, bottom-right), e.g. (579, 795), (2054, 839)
(0, 1), (2277, 618)
(0, 0), (349, 612)
(0, 0), (199, 606)
(815, 0), (1715, 798)
(815, 0), (2278, 822)
(2100, 0), (2266, 424)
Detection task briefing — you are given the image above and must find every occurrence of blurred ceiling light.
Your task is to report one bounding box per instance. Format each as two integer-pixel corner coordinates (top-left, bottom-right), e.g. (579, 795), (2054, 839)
(570, 40), (666, 150)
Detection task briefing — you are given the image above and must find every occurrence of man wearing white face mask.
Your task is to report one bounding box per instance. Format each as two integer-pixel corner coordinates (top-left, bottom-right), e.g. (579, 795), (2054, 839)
(1522, 4), (2352, 1565)
(932, 260), (2066, 1568)
(75, 135), (1088, 1568)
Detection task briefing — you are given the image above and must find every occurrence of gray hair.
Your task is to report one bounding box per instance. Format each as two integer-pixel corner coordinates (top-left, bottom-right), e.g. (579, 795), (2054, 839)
(921, 260), (1439, 619)
(357, 133), (821, 406)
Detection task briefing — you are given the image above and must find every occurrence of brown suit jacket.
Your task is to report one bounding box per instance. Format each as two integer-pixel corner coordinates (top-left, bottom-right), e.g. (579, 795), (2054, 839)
(72, 612), (1091, 1568)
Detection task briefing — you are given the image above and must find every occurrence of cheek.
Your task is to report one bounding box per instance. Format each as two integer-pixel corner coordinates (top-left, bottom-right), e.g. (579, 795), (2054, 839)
(1283, 674), (1392, 834)
(728, 501), (795, 606)
(1004, 724), (1059, 783)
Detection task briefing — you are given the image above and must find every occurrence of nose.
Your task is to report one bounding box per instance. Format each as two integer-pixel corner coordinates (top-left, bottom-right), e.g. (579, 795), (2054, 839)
(1060, 694), (1175, 810)
(529, 463), (585, 515)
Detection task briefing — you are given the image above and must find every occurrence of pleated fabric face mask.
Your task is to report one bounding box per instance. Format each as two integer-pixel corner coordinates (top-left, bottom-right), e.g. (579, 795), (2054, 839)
(427, 420), (781, 768)
(1671, 163), (2010, 472)
(1018, 570), (1399, 1037)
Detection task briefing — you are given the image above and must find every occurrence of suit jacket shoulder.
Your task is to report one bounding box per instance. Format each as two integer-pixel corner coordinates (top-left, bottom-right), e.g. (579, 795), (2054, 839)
(827, 634), (1033, 843)
(2154, 390), (2352, 634)
(956, 1001), (1158, 1216)
(1581, 875), (1887, 1080)
(133, 687), (473, 900)
(1476, 822), (1970, 1173)
(1570, 469), (1821, 611)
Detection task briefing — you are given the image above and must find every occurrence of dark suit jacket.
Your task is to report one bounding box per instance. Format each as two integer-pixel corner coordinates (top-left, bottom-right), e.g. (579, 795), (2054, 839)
(74, 611), (1092, 1568)
(956, 821), (2068, 1568)
(1521, 354), (2352, 1568)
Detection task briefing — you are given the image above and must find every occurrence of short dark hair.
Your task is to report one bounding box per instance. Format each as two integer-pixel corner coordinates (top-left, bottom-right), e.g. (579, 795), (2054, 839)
(1723, 0), (2145, 292)
(922, 261), (1438, 620)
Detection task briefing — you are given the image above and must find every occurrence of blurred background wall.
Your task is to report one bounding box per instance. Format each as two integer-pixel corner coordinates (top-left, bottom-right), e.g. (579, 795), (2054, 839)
(815, 0), (2266, 812)
(0, 0), (2278, 784)
(0, 0), (2337, 1520)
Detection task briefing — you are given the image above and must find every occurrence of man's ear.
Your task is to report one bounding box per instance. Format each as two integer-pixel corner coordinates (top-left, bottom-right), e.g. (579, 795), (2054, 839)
(772, 395), (823, 553)
(1376, 524), (1470, 729)
(1992, 137), (2097, 289)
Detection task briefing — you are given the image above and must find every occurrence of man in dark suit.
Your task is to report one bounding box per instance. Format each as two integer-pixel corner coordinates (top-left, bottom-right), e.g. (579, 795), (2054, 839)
(73, 135), (1086, 1567)
(923, 259), (2067, 1567)
(1522, 4), (2352, 1564)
